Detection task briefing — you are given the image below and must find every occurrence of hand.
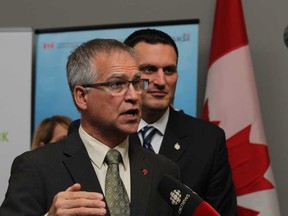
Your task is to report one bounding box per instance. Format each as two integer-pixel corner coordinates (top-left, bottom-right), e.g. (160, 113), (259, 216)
(48, 183), (106, 216)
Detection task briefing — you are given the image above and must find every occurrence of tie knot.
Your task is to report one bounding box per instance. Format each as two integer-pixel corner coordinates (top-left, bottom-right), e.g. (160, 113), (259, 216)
(140, 126), (157, 137)
(105, 149), (121, 165)
(140, 126), (158, 152)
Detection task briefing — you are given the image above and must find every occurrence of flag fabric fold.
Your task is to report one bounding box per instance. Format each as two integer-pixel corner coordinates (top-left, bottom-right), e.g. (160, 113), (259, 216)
(203, 0), (281, 215)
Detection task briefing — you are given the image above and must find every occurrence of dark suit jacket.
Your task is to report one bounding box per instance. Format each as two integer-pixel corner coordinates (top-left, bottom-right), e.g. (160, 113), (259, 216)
(130, 107), (238, 216)
(0, 131), (180, 216)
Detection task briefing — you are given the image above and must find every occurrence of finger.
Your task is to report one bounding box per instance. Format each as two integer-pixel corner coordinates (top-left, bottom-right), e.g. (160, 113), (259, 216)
(72, 197), (106, 208)
(57, 206), (107, 216)
(64, 184), (104, 200)
(65, 183), (81, 192)
(68, 191), (104, 200)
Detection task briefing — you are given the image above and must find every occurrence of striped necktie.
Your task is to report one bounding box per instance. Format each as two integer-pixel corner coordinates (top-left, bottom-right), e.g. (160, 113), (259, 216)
(140, 126), (158, 152)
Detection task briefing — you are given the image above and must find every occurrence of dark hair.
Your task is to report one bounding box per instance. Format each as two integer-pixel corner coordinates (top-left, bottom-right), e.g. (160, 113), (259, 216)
(124, 29), (179, 62)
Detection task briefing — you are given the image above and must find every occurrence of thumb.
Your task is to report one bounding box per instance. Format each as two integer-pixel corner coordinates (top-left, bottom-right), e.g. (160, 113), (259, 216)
(66, 183), (81, 192)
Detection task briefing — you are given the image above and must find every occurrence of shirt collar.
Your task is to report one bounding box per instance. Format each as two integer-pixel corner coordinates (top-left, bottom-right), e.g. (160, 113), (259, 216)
(79, 125), (129, 170)
(138, 107), (170, 136)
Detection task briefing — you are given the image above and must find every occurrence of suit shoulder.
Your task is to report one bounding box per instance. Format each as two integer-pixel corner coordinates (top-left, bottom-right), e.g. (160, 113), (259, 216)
(171, 109), (224, 134)
(14, 139), (66, 165)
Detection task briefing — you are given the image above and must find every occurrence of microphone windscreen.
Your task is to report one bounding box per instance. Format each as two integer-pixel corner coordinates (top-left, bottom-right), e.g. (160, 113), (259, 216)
(158, 175), (220, 216)
(193, 201), (220, 216)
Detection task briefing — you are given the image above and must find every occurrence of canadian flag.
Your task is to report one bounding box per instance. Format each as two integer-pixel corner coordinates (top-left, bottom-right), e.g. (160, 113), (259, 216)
(203, 0), (281, 215)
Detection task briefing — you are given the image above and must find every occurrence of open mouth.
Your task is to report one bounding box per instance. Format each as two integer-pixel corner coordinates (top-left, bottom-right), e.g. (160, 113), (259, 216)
(124, 109), (139, 116)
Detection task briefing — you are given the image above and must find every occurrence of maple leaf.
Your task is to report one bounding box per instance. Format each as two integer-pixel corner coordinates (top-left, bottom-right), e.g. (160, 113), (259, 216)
(203, 99), (274, 196)
(203, 99), (275, 215)
(238, 206), (259, 216)
(227, 125), (274, 195)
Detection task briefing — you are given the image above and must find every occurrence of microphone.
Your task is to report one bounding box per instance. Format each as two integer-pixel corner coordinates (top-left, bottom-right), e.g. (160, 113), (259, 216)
(284, 25), (288, 48)
(158, 175), (220, 216)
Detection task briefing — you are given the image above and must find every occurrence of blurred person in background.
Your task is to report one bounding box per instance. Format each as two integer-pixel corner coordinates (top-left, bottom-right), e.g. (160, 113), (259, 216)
(31, 115), (72, 149)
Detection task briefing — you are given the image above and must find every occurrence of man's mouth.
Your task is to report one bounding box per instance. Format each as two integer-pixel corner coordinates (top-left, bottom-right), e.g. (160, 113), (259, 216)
(149, 90), (167, 97)
(123, 109), (139, 116)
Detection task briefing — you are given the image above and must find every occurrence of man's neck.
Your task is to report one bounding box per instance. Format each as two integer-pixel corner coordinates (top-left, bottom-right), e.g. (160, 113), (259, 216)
(81, 123), (128, 148)
(142, 107), (169, 124)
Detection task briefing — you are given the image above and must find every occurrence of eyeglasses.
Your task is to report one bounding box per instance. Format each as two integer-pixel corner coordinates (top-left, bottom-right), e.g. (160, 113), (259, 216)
(81, 79), (149, 95)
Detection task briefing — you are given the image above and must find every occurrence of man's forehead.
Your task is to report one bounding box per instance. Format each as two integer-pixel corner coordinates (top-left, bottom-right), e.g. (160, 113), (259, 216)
(107, 71), (141, 77)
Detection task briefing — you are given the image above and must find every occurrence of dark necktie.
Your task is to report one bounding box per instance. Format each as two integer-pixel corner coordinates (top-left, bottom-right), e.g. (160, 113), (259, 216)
(140, 126), (158, 152)
(105, 149), (130, 216)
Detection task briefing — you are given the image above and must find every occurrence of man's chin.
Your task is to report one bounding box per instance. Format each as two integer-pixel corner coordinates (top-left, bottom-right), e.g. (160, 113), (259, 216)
(121, 123), (139, 135)
(145, 103), (170, 112)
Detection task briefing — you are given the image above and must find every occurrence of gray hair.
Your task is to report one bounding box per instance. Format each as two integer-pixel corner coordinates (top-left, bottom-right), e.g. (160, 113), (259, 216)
(66, 38), (137, 96)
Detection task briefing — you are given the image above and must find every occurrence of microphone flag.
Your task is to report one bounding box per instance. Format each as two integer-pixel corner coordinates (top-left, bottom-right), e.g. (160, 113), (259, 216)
(158, 175), (220, 216)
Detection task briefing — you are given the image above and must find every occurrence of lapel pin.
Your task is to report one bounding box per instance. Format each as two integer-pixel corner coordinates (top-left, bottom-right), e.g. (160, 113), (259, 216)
(174, 143), (180, 150)
(142, 169), (148, 175)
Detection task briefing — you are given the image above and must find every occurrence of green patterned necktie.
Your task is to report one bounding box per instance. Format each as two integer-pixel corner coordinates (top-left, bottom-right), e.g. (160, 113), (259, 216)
(105, 149), (130, 216)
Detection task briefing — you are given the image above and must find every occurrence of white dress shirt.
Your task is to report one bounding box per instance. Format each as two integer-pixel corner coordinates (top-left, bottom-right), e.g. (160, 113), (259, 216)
(79, 125), (131, 199)
(137, 107), (170, 153)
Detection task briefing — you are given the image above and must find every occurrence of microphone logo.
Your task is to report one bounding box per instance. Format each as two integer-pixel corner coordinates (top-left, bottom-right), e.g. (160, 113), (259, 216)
(169, 189), (191, 215)
(169, 190), (182, 205)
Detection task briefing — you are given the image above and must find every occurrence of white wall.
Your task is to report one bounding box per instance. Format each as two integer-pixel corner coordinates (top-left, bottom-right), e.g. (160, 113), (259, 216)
(0, 0), (287, 214)
(0, 29), (33, 203)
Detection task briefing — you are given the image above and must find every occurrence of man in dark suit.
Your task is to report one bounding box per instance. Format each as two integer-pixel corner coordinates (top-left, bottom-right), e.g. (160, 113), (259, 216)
(124, 29), (238, 216)
(0, 39), (180, 216)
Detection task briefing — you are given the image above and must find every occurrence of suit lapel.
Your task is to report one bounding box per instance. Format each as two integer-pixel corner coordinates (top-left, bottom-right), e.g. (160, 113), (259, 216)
(62, 132), (103, 194)
(129, 142), (154, 216)
(129, 132), (141, 146)
(159, 108), (189, 162)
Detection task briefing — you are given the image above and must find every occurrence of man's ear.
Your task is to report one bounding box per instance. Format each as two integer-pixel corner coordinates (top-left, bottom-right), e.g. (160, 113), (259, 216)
(74, 86), (88, 111)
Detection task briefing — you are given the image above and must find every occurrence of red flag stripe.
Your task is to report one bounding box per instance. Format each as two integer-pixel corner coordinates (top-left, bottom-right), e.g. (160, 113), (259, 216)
(209, 0), (248, 67)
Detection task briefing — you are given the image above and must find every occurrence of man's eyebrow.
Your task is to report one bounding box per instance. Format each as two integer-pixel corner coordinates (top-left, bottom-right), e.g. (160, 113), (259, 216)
(139, 63), (155, 67)
(139, 64), (158, 70)
(134, 73), (141, 78)
(108, 73), (126, 78)
(139, 64), (177, 71)
(164, 65), (177, 70)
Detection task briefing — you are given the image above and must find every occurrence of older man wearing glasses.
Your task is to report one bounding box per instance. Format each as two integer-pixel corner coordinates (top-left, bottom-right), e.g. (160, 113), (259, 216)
(0, 38), (180, 216)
